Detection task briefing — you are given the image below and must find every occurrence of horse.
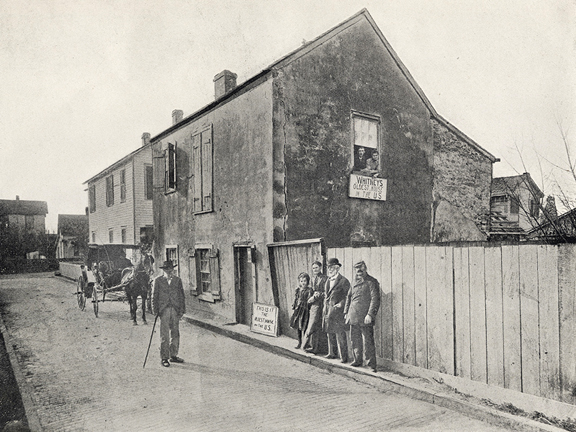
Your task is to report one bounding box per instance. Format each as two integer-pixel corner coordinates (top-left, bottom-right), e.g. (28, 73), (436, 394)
(123, 253), (154, 325)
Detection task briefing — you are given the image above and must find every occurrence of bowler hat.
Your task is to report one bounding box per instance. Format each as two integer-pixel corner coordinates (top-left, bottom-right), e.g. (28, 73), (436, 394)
(159, 260), (177, 269)
(327, 258), (341, 267)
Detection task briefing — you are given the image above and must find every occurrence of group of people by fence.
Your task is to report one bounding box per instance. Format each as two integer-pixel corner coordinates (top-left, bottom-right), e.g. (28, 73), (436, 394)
(290, 258), (381, 372)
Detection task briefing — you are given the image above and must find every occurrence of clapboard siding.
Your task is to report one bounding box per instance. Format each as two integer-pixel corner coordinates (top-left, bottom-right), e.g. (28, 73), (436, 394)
(87, 145), (152, 245)
(327, 243), (576, 404)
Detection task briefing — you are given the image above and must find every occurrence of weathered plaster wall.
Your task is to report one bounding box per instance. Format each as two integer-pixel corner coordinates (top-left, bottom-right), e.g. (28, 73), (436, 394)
(274, 19), (434, 247)
(153, 79), (275, 322)
(431, 119), (492, 242)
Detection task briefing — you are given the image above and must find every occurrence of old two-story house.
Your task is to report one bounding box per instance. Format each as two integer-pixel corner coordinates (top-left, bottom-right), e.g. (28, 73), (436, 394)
(0, 196), (53, 271)
(84, 133), (154, 262)
(0, 196), (48, 235)
(55, 213), (89, 259)
(150, 9), (498, 325)
(488, 173), (543, 240)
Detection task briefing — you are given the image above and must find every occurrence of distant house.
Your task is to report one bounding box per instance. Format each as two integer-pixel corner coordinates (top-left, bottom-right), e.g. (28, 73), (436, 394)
(0, 196), (48, 235)
(149, 9), (498, 322)
(83, 133), (154, 255)
(0, 196), (52, 268)
(56, 214), (89, 259)
(488, 173), (543, 240)
(527, 198), (576, 243)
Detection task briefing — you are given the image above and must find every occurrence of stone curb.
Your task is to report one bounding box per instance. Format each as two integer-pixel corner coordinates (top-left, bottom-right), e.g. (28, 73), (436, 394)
(183, 315), (564, 432)
(0, 313), (43, 432)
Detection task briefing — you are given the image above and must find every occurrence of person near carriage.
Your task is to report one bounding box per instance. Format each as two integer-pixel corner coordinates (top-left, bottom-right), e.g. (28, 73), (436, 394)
(152, 260), (186, 368)
(302, 261), (328, 354)
(289, 272), (313, 349)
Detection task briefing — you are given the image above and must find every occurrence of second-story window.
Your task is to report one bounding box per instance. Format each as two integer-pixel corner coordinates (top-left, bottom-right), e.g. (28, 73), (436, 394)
(145, 165), (153, 200)
(352, 112), (380, 175)
(120, 169), (126, 203)
(106, 175), (115, 206)
(89, 184), (96, 213)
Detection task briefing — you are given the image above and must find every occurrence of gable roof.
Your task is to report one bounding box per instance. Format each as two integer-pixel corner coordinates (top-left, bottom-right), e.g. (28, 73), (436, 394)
(492, 173), (543, 198)
(83, 143), (151, 185)
(0, 199), (48, 216)
(58, 214), (89, 237)
(150, 9), (497, 163)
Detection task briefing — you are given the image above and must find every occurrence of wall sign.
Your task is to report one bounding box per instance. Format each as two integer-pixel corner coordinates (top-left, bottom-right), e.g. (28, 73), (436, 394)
(349, 173), (387, 201)
(251, 303), (279, 337)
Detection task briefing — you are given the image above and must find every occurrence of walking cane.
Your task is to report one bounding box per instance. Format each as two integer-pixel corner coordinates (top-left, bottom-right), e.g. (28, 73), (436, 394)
(143, 313), (159, 368)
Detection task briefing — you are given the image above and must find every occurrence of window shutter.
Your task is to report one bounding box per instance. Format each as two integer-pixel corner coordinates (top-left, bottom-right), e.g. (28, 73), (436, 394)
(166, 142), (177, 191)
(208, 248), (220, 300)
(153, 153), (165, 189)
(188, 249), (197, 296)
(201, 128), (213, 212)
(192, 135), (202, 212)
(510, 197), (519, 214)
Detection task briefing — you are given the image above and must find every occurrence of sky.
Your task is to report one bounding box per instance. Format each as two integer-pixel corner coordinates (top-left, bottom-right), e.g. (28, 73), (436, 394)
(1, 0), (575, 232)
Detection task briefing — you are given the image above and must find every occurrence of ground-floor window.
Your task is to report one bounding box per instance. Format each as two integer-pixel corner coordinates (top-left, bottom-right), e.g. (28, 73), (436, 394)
(165, 245), (179, 276)
(188, 245), (220, 302)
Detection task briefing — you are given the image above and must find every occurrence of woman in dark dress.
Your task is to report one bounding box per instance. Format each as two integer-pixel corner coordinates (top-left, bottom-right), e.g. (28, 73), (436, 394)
(290, 272), (312, 349)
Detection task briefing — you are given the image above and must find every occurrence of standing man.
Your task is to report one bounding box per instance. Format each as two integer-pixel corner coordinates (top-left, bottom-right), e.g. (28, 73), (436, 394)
(322, 258), (350, 363)
(152, 260), (186, 368)
(345, 261), (381, 372)
(303, 261), (328, 354)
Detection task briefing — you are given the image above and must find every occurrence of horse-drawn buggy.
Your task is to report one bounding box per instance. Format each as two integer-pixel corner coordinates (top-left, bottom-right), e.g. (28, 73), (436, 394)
(75, 244), (154, 324)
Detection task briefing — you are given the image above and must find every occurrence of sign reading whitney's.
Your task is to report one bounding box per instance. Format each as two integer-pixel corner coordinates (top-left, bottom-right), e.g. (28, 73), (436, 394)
(349, 173), (387, 201)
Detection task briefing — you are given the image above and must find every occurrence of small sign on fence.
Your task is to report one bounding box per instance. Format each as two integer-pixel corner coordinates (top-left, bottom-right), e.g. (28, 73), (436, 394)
(251, 303), (279, 337)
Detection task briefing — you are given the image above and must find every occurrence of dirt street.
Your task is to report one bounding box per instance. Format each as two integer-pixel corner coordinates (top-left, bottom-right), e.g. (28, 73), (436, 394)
(0, 273), (514, 431)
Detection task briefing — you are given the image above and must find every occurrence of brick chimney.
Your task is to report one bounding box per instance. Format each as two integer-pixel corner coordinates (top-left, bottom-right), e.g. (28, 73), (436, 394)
(172, 109), (183, 125)
(16, 195), (19, 201)
(213, 70), (237, 99)
(141, 132), (150, 147)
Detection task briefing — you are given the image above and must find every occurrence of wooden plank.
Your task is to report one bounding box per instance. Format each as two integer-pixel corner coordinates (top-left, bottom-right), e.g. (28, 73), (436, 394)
(519, 244), (540, 396)
(454, 246), (471, 379)
(414, 245), (428, 369)
(391, 246), (404, 363)
(402, 245), (416, 365)
(538, 244), (560, 400)
(380, 247), (393, 360)
(426, 246), (454, 374)
(469, 246), (487, 383)
(485, 246), (504, 387)
(343, 247), (354, 286)
(364, 248), (382, 359)
(501, 244), (522, 392)
(559, 244), (576, 404)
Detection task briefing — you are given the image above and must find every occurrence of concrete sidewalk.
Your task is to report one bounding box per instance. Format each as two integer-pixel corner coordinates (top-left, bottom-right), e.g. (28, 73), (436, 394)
(182, 312), (566, 432)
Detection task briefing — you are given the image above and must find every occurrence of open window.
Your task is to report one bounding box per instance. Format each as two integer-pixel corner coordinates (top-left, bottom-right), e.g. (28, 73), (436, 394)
(352, 112), (380, 175)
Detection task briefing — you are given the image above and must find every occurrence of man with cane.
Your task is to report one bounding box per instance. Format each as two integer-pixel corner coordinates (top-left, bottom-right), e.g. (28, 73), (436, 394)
(152, 260), (186, 368)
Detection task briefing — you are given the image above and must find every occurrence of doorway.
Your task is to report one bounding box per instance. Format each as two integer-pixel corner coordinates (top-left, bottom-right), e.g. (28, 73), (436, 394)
(234, 245), (255, 325)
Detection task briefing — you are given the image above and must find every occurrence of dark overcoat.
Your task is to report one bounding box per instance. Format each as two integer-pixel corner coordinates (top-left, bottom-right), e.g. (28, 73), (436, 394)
(322, 273), (351, 334)
(152, 275), (186, 316)
(344, 274), (381, 326)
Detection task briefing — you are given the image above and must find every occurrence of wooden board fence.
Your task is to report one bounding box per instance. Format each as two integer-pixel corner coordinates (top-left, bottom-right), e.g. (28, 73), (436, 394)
(326, 243), (576, 404)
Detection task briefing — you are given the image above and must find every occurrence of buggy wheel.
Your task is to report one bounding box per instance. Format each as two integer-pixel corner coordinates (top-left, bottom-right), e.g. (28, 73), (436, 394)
(77, 277), (86, 311)
(92, 287), (99, 318)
